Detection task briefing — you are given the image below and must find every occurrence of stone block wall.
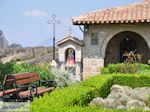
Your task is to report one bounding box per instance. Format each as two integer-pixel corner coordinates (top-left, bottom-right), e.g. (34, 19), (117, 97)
(83, 23), (150, 80)
(83, 58), (104, 79)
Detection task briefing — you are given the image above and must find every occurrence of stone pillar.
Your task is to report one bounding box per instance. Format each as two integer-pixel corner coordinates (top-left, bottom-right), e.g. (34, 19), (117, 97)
(82, 58), (104, 80)
(51, 60), (58, 68)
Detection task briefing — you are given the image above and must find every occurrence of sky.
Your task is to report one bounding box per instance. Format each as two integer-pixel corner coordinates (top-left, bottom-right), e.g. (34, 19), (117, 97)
(0, 0), (144, 47)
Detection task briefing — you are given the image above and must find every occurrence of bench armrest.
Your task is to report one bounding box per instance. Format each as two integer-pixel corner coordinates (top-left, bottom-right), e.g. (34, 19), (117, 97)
(40, 80), (56, 88)
(0, 85), (3, 91)
(17, 84), (37, 97)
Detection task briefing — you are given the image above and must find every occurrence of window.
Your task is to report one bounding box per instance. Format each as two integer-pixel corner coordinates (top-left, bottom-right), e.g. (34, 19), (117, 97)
(91, 33), (98, 45)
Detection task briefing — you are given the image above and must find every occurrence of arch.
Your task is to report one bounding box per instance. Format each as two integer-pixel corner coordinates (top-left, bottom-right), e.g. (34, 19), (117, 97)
(104, 31), (150, 66)
(100, 25), (150, 59)
(65, 48), (75, 65)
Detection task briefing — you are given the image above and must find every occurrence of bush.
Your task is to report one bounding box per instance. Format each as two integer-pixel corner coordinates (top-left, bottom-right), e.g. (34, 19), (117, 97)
(101, 63), (150, 74)
(11, 62), (54, 81)
(101, 68), (109, 74)
(136, 69), (150, 74)
(31, 75), (112, 112)
(0, 60), (16, 82)
(31, 74), (150, 112)
(113, 74), (150, 88)
(0, 62), (54, 83)
(107, 64), (120, 74)
(51, 68), (80, 88)
(16, 58), (21, 62)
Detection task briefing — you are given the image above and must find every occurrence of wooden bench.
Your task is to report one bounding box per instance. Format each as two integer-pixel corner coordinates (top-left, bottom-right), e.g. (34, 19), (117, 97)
(2, 72), (56, 101)
(0, 75), (20, 100)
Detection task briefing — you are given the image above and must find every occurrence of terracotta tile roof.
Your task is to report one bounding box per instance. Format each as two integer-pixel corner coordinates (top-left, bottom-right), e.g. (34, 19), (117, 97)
(72, 0), (150, 25)
(56, 35), (83, 46)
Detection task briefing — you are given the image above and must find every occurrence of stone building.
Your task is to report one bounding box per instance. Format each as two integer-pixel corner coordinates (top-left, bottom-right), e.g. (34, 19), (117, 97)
(56, 34), (83, 77)
(72, 0), (150, 79)
(57, 0), (150, 80)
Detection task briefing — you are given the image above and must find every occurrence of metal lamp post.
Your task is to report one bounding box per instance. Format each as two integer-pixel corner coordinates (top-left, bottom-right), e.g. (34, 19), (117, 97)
(47, 14), (61, 61)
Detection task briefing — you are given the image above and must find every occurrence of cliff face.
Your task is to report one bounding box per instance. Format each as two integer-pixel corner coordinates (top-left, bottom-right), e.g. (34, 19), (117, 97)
(0, 30), (8, 49)
(0, 30), (58, 65)
(0, 46), (58, 64)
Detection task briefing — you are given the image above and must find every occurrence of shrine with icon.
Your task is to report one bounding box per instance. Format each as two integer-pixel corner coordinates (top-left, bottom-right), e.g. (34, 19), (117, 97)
(56, 27), (83, 76)
(66, 48), (75, 65)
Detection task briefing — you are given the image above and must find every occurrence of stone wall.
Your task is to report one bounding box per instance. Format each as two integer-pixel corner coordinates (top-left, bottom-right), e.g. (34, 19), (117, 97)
(83, 58), (104, 79)
(83, 23), (150, 80)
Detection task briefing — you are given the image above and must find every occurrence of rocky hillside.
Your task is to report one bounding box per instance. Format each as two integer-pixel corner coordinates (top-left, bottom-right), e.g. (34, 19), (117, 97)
(0, 45), (58, 65)
(0, 29), (58, 65)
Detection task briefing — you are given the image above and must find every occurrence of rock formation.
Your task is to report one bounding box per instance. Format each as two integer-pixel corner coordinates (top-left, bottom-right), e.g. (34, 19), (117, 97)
(8, 43), (22, 49)
(0, 30), (58, 65)
(0, 30), (8, 49)
(89, 85), (150, 111)
(0, 46), (58, 65)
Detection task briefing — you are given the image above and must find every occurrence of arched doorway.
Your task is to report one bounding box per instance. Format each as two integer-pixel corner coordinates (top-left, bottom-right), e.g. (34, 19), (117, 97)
(104, 31), (150, 66)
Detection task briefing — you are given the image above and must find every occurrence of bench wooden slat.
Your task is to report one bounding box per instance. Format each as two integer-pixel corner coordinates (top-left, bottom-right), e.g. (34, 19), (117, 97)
(16, 77), (40, 85)
(36, 87), (54, 96)
(0, 91), (2, 97)
(0, 88), (19, 97)
(4, 72), (38, 85)
(6, 72), (30, 80)
(4, 88), (19, 95)
(19, 87), (54, 97)
(14, 72), (38, 80)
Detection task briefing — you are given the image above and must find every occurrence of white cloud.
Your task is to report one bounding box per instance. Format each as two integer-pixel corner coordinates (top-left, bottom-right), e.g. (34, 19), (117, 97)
(24, 10), (48, 17)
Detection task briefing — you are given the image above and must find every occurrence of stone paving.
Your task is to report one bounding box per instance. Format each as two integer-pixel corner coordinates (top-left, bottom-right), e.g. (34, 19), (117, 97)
(0, 99), (30, 111)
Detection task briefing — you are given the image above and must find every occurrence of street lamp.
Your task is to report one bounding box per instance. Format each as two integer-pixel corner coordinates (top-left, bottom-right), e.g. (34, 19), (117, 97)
(47, 14), (61, 61)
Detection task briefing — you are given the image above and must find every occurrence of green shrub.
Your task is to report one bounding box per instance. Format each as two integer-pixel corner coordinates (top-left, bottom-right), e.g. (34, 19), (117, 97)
(137, 69), (150, 74)
(0, 62), (54, 82)
(16, 58), (21, 62)
(101, 68), (109, 74)
(52, 68), (80, 88)
(47, 50), (52, 54)
(31, 75), (113, 112)
(11, 62), (54, 81)
(107, 64), (120, 74)
(113, 74), (150, 88)
(0, 60), (16, 82)
(31, 74), (150, 112)
(101, 63), (150, 74)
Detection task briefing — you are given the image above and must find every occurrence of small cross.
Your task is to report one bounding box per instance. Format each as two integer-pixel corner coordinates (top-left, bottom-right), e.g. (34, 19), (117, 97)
(69, 27), (73, 36)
